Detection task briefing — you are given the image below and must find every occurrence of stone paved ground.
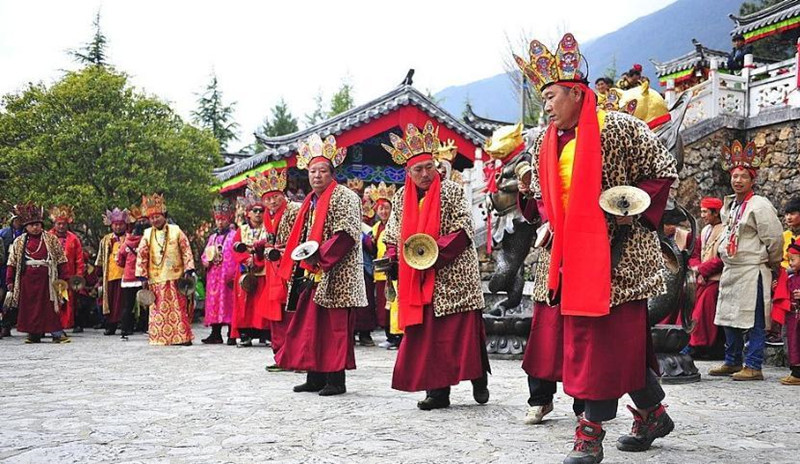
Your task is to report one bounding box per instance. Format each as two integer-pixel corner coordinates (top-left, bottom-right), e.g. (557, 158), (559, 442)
(1, 325), (798, 464)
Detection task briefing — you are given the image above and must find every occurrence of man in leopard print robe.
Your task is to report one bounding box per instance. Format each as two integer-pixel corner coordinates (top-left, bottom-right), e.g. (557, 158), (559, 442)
(382, 121), (490, 411)
(514, 33), (677, 464)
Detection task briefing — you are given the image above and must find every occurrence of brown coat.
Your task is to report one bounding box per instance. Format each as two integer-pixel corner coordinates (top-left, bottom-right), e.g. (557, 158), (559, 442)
(528, 111), (678, 307)
(383, 179), (485, 317)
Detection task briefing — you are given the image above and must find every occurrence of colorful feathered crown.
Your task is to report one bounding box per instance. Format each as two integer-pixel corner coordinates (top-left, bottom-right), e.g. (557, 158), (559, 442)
(721, 140), (763, 171)
(50, 205), (75, 223)
(296, 134), (347, 170)
(368, 182), (397, 204)
(248, 168), (287, 198)
(513, 33), (586, 94)
(382, 121), (442, 165)
(347, 178), (365, 192)
(435, 139), (458, 163)
(102, 208), (130, 226)
(141, 193), (167, 217)
(15, 202), (44, 226)
(212, 199), (235, 220)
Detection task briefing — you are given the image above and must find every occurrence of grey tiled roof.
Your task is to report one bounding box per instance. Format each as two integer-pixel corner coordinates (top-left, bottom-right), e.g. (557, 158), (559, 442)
(730, 0), (800, 36)
(651, 46), (731, 77)
(214, 85), (486, 182)
(462, 103), (528, 133)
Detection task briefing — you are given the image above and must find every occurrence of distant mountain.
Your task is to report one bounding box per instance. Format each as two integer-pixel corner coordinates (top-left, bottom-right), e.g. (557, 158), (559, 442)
(436, 0), (743, 122)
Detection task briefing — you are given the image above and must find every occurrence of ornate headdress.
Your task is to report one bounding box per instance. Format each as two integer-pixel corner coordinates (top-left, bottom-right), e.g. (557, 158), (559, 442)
(49, 205), (75, 224)
(513, 33), (587, 94)
(102, 208), (130, 226)
(484, 123), (524, 161)
(14, 202), (44, 226)
(721, 140), (763, 172)
(347, 178), (365, 192)
(296, 134), (347, 170)
(368, 182), (397, 205)
(362, 196), (375, 219)
(382, 121), (442, 165)
(237, 190), (262, 212)
(141, 193), (167, 218)
(248, 168), (287, 198)
(435, 139), (458, 163)
(212, 199), (235, 220)
(128, 206), (142, 223)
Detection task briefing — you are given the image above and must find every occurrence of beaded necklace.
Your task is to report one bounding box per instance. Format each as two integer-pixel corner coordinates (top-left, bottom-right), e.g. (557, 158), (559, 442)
(150, 225), (170, 268)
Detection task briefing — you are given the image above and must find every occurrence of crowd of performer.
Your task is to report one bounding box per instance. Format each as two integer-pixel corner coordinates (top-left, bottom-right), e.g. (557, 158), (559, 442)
(2, 32), (800, 464)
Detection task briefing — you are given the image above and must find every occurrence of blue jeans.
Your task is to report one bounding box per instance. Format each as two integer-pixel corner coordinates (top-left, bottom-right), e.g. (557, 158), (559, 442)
(723, 277), (766, 370)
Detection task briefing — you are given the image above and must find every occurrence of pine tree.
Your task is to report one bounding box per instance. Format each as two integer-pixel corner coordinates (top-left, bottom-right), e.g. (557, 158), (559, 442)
(304, 91), (326, 127)
(328, 82), (354, 117)
(259, 98), (299, 137)
(70, 11), (109, 66)
(191, 73), (239, 151)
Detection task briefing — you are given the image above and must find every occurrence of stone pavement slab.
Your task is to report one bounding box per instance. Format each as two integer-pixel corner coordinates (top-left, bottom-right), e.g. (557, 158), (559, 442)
(1, 325), (797, 463)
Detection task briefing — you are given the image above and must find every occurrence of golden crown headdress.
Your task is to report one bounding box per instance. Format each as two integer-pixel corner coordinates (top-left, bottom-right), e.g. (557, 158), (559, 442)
(513, 33), (586, 94)
(14, 202), (44, 226)
(212, 199), (235, 219)
(721, 140), (764, 171)
(248, 168), (287, 197)
(49, 205), (75, 223)
(102, 208), (130, 226)
(382, 121), (442, 165)
(484, 123), (524, 161)
(368, 182), (397, 204)
(296, 134), (347, 170)
(141, 193), (167, 217)
(128, 206), (142, 223)
(435, 139), (458, 163)
(362, 196), (375, 219)
(347, 178), (365, 192)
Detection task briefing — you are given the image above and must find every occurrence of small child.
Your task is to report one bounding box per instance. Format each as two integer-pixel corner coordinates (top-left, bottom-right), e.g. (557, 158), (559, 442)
(780, 240), (800, 385)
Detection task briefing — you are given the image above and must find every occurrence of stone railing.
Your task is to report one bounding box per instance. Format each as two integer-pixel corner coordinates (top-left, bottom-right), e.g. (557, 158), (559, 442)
(666, 46), (800, 129)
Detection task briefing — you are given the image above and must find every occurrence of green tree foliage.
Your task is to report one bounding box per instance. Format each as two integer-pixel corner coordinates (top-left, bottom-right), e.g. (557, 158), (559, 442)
(328, 82), (354, 117)
(738, 0), (797, 60)
(192, 73), (239, 151)
(259, 98), (299, 137)
(304, 91), (326, 128)
(0, 66), (220, 247)
(70, 11), (109, 67)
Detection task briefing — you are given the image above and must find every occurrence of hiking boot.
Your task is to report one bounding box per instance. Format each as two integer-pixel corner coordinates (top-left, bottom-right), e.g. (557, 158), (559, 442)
(616, 404), (674, 452)
(779, 374), (800, 386)
(708, 363), (742, 376)
(563, 418), (605, 464)
(731, 367), (764, 381)
(524, 403), (554, 425)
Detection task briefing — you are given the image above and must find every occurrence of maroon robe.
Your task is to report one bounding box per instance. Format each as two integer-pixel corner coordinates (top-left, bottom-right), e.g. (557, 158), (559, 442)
(7, 234), (66, 334)
(785, 274), (800, 366)
(687, 234), (723, 347)
(391, 229), (490, 392)
(105, 279), (124, 324)
(275, 232), (357, 372)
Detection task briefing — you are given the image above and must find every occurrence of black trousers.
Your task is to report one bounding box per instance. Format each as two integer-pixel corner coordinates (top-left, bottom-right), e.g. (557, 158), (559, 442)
(120, 287), (139, 334)
(527, 376), (586, 416)
(583, 368), (665, 423)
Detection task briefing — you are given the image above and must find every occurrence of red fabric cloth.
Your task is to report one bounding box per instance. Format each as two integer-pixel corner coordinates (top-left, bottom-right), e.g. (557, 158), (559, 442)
(636, 178), (673, 230)
(563, 299), (657, 401)
(264, 203), (286, 236)
(433, 229), (469, 270)
(772, 268), (791, 324)
(700, 197), (723, 210)
(278, 181), (338, 279)
(52, 230), (84, 329)
(262, 204), (288, 322)
(105, 279), (124, 324)
(689, 280), (721, 347)
(374, 280), (389, 328)
(117, 235), (142, 283)
(12, 235), (65, 334)
(274, 287), (356, 372)
(270, 312), (294, 356)
(522, 302), (564, 382)
(392, 306), (488, 392)
(786, 311), (800, 366)
(354, 273), (377, 331)
(538, 84), (610, 316)
(231, 228), (269, 333)
(398, 172), (442, 329)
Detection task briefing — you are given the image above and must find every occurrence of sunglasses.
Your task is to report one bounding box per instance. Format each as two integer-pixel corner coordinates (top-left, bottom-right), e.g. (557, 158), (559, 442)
(251, 208), (265, 213)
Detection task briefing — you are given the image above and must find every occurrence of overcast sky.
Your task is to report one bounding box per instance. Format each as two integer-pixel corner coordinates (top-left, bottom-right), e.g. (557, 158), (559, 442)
(0, 0), (676, 151)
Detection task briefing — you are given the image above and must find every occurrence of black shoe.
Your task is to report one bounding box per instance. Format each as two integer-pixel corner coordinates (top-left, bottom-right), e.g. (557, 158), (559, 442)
(104, 329), (116, 336)
(359, 333), (376, 347)
(236, 337), (253, 348)
(24, 337), (42, 344)
(1, 327), (11, 337)
(417, 395), (450, 410)
(92, 323), (104, 330)
(120, 335), (129, 341)
(616, 404), (674, 452)
(226, 338), (236, 346)
(472, 376), (490, 404)
(72, 326), (84, 333)
(174, 341), (192, 346)
(201, 335), (223, 344)
(564, 419), (605, 464)
(293, 382), (325, 393)
(318, 384), (346, 396)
